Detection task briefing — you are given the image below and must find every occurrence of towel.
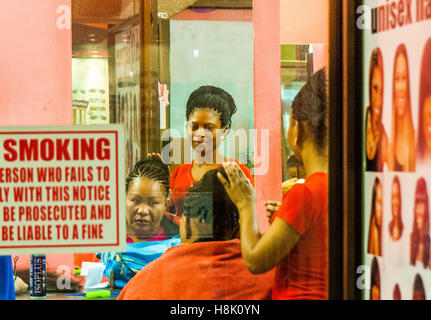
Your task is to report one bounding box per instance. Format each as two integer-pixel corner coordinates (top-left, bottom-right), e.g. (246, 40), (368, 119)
(117, 239), (274, 300)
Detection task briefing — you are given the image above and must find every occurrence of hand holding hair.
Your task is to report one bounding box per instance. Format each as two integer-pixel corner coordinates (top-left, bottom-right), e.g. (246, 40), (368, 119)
(217, 162), (255, 211)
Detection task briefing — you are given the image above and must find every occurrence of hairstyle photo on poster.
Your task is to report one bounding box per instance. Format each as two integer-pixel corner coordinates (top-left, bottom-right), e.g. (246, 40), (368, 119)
(410, 177), (430, 269)
(363, 0), (431, 300)
(370, 257), (381, 300)
(417, 37), (431, 168)
(366, 48), (389, 172)
(393, 283), (402, 300)
(368, 177), (383, 257)
(390, 44), (416, 172)
(413, 274), (426, 300)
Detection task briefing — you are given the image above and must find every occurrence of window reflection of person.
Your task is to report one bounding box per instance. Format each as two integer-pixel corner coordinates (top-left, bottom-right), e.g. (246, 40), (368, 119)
(410, 178), (430, 268)
(417, 38), (431, 166)
(370, 257), (381, 300)
(368, 178), (383, 256)
(169, 86), (254, 217)
(390, 44), (416, 172)
(413, 274), (426, 300)
(388, 176), (403, 242)
(366, 48), (389, 172)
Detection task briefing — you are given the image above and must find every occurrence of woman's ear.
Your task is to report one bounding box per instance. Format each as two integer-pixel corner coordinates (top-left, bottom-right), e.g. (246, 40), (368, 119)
(289, 119), (300, 148)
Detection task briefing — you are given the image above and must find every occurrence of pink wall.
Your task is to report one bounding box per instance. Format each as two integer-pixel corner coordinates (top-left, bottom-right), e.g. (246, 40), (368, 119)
(0, 0), (72, 126)
(254, 0), (281, 232)
(280, 0), (328, 45)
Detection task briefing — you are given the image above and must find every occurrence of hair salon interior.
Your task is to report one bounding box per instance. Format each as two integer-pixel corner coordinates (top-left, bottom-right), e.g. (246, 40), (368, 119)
(1, 0), (431, 301)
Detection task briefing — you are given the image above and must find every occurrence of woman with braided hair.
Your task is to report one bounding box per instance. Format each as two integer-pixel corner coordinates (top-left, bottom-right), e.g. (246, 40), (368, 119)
(117, 167), (274, 300)
(97, 156), (180, 289)
(170, 85), (254, 217)
(126, 155), (179, 242)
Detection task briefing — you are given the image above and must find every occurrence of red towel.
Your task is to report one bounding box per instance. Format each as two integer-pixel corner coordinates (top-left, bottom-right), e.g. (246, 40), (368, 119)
(117, 239), (274, 300)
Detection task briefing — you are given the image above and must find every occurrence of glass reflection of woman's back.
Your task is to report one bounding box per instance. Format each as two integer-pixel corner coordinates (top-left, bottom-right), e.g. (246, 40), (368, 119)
(368, 177), (383, 256)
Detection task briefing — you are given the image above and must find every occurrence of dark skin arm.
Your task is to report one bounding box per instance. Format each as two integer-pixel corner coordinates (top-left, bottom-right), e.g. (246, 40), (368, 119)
(218, 162), (300, 274)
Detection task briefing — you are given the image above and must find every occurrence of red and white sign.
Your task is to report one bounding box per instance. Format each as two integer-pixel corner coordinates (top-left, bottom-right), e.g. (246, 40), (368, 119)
(0, 125), (125, 254)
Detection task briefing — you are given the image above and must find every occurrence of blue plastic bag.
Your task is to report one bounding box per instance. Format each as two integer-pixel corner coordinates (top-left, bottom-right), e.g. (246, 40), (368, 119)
(97, 236), (181, 289)
(0, 256), (15, 300)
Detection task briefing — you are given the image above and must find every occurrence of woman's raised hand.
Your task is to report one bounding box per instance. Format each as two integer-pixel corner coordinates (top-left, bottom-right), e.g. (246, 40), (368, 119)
(217, 161), (255, 210)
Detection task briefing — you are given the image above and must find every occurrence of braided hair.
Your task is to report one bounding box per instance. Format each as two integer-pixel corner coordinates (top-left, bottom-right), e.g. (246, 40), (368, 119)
(186, 86), (237, 129)
(183, 167), (239, 242)
(291, 68), (328, 153)
(126, 156), (170, 196)
(126, 156), (178, 237)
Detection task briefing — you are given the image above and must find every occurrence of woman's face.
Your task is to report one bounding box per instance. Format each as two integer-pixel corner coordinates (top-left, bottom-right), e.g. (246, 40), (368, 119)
(371, 284), (380, 300)
(375, 183), (383, 227)
(415, 201), (426, 232)
(423, 96), (431, 152)
(391, 181), (401, 219)
(394, 53), (409, 117)
(371, 66), (384, 133)
(187, 108), (224, 153)
(126, 177), (166, 240)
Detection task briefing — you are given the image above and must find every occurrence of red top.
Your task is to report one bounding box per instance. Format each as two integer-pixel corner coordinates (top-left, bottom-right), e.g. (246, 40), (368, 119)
(170, 160), (254, 216)
(117, 239), (274, 300)
(271, 172), (328, 300)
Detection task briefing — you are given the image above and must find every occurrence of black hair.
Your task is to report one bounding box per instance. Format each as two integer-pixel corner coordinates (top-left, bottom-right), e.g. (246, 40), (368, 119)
(126, 156), (178, 237)
(291, 68), (328, 152)
(186, 86), (237, 129)
(126, 156), (170, 196)
(183, 167), (239, 242)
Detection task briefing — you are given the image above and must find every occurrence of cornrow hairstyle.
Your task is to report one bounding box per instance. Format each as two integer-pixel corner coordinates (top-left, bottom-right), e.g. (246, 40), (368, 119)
(126, 156), (179, 237)
(126, 156), (170, 196)
(186, 86), (237, 129)
(183, 167), (239, 242)
(291, 68), (328, 152)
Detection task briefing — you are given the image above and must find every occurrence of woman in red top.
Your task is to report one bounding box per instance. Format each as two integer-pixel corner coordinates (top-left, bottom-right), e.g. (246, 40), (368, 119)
(170, 86), (254, 216)
(218, 68), (329, 300)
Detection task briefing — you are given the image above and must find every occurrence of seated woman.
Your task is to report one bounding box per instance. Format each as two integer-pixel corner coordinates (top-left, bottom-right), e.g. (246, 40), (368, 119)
(117, 168), (274, 300)
(98, 156), (180, 289)
(125, 156), (179, 242)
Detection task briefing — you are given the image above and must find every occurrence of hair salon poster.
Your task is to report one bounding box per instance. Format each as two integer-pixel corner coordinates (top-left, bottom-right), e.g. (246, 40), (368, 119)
(362, 0), (431, 300)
